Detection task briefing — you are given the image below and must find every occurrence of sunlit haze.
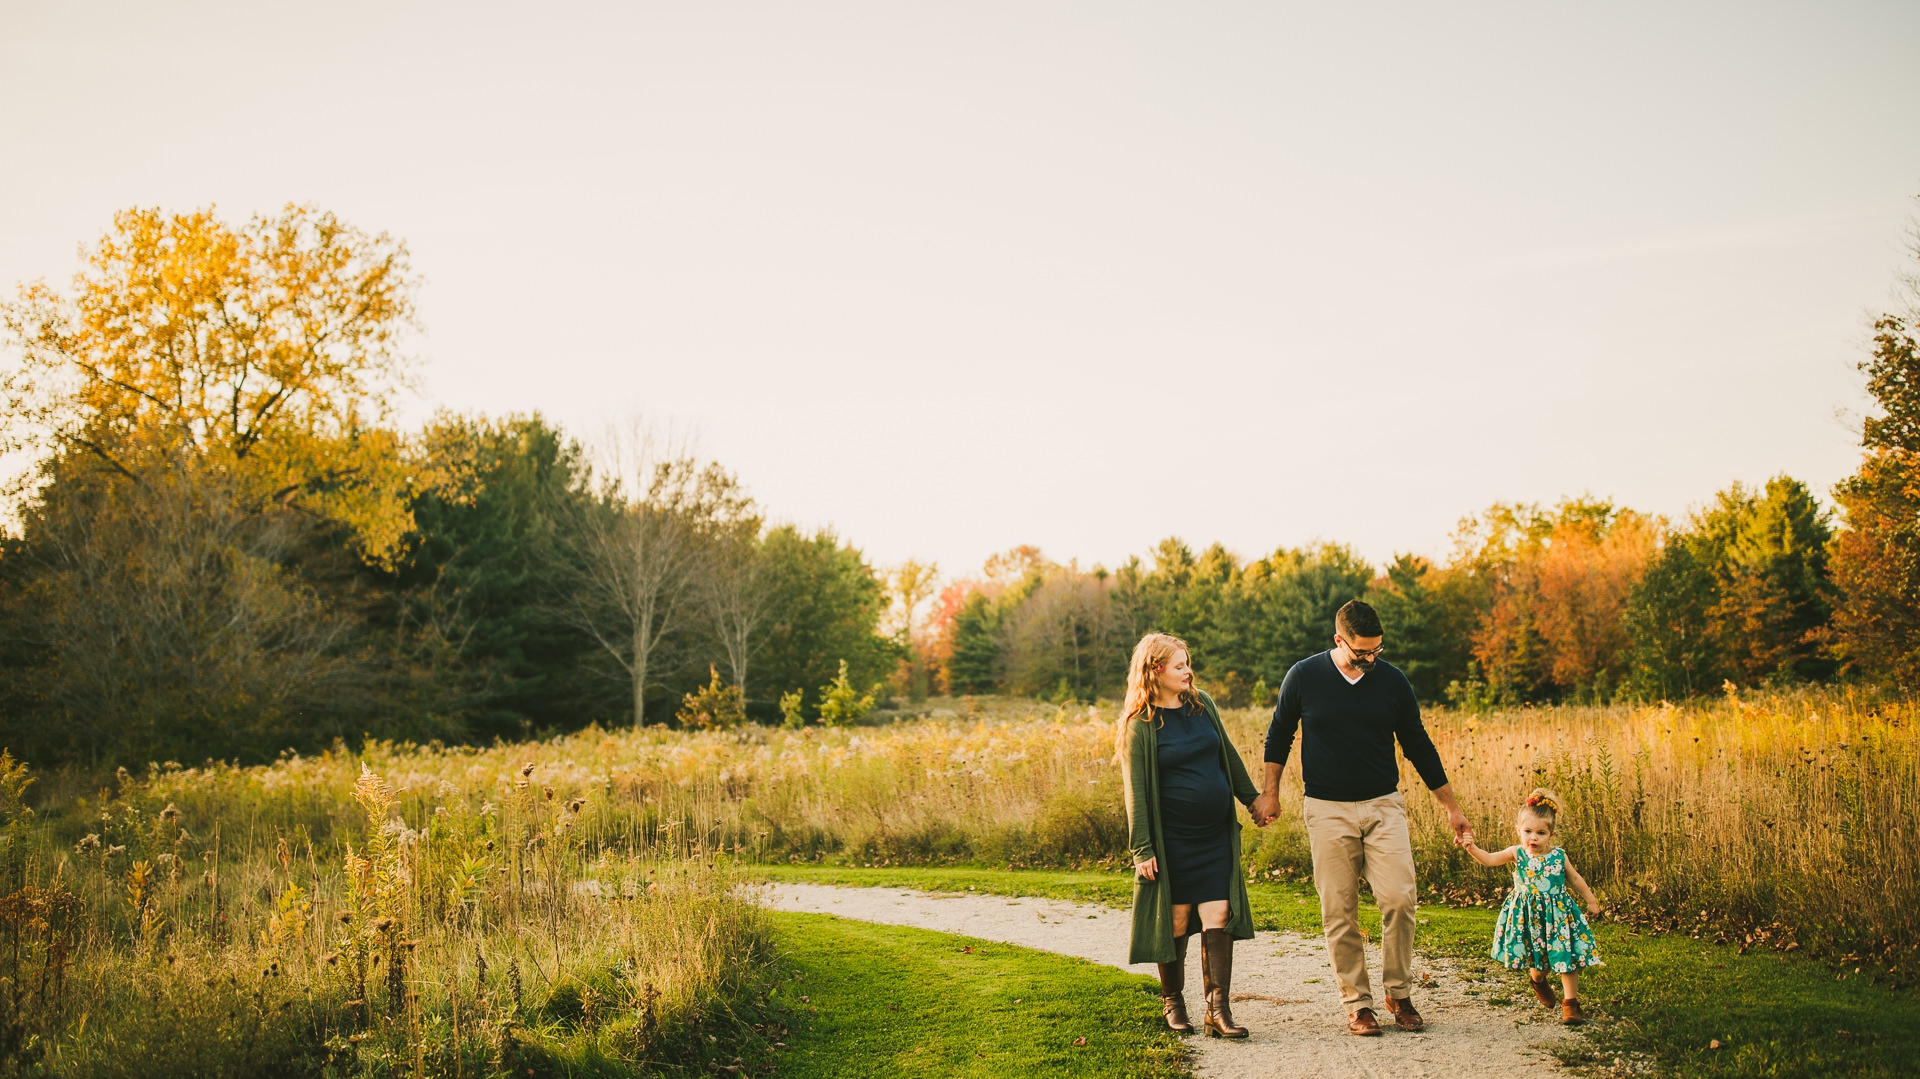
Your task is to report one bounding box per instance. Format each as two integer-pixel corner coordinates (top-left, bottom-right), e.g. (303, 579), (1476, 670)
(4, 1), (1918, 578)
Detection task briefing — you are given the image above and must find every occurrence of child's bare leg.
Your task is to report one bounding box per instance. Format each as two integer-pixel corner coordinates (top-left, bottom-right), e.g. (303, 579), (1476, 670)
(1557, 971), (1586, 1025)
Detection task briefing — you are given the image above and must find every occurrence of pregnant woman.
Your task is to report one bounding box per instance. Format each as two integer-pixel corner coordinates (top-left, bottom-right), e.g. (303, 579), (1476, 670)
(1116, 632), (1264, 1037)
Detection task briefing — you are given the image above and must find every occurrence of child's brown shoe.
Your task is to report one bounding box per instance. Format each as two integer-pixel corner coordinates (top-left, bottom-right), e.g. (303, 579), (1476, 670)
(1561, 998), (1586, 1026)
(1528, 971), (1557, 1010)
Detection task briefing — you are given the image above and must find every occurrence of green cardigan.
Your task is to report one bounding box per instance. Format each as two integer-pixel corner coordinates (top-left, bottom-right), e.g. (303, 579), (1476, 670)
(1120, 689), (1262, 965)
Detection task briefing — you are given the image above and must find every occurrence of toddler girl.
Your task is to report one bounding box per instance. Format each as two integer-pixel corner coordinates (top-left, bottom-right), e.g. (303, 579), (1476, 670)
(1459, 788), (1602, 1025)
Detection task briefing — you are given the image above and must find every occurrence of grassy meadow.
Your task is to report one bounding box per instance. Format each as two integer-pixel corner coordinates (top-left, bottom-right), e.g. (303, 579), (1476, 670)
(0, 685), (1914, 1075)
(765, 912), (1187, 1078)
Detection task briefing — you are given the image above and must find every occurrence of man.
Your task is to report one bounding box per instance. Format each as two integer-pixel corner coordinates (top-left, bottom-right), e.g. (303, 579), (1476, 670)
(1250, 599), (1469, 1036)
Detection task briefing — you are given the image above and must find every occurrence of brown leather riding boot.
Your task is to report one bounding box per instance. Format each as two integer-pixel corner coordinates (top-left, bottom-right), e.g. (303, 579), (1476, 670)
(1200, 929), (1249, 1038)
(1157, 934), (1192, 1032)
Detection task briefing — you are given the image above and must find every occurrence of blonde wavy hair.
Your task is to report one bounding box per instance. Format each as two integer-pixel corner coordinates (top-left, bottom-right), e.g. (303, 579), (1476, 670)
(1112, 632), (1201, 760)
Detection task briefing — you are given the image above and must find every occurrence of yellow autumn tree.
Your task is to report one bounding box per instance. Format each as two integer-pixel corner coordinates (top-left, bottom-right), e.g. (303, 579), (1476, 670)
(1, 204), (419, 561)
(0, 206), (423, 764)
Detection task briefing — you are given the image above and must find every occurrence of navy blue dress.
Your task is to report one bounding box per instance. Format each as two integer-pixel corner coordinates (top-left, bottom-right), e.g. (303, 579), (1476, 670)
(1154, 702), (1236, 906)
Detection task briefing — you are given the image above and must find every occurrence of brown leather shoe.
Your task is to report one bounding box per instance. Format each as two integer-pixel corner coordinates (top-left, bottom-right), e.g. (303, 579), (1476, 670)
(1528, 971), (1558, 1010)
(1157, 934), (1192, 1032)
(1385, 994), (1424, 1031)
(1348, 1007), (1383, 1036)
(1561, 998), (1586, 1026)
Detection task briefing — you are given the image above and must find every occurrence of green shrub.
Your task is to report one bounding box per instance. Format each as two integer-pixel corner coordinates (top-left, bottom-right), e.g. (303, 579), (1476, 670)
(779, 690), (806, 729)
(677, 666), (747, 730)
(1030, 789), (1126, 862)
(816, 661), (879, 726)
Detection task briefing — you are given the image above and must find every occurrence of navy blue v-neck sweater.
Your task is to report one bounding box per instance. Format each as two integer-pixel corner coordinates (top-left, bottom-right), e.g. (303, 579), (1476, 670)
(1263, 652), (1448, 801)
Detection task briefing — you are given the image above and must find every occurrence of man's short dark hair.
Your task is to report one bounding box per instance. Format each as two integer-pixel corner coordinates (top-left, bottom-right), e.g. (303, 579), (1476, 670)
(1335, 599), (1383, 640)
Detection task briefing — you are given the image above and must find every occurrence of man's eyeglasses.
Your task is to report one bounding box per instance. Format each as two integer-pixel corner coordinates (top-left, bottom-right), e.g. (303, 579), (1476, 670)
(1342, 641), (1386, 662)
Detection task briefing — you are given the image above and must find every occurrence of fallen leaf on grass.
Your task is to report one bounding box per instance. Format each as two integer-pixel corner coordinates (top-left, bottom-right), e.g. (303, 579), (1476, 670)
(1709, 1039), (1722, 1050)
(1072, 1037), (1087, 1046)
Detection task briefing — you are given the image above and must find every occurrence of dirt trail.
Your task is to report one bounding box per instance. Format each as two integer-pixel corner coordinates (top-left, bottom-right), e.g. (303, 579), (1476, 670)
(753, 883), (1575, 1079)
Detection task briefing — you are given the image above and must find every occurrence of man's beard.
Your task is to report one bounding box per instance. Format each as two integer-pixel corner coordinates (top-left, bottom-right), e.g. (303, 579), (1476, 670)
(1351, 657), (1376, 672)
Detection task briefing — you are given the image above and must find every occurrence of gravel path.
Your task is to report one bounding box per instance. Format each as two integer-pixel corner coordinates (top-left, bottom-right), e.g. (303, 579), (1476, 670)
(753, 883), (1575, 1079)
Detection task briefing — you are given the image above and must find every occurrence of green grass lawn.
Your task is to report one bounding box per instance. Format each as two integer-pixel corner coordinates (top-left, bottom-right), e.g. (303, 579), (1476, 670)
(764, 911), (1188, 1079)
(753, 864), (1920, 1078)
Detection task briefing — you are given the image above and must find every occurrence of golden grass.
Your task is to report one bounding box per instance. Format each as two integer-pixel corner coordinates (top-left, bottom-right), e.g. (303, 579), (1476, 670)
(7, 757), (780, 1077)
(1377, 684), (1920, 975)
(10, 683), (1915, 1074)
(147, 687), (1920, 942)
(133, 685), (1920, 974)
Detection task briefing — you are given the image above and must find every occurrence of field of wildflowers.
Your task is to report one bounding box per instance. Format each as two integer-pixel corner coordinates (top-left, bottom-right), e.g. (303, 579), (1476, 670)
(0, 684), (1914, 1075)
(1, 755), (784, 1077)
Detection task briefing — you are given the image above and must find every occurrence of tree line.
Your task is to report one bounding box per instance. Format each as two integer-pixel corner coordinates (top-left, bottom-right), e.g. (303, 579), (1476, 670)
(4, 204), (1920, 767)
(0, 207), (897, 767)
(924, 479), (1836, 709)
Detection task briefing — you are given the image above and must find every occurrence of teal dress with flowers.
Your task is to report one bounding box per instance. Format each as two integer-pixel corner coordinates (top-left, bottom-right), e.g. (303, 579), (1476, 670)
(1491, 846), (1602, 973)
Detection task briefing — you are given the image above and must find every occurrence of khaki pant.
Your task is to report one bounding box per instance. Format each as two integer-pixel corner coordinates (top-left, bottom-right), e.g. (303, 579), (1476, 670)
(1303, 792), (1419, 1014)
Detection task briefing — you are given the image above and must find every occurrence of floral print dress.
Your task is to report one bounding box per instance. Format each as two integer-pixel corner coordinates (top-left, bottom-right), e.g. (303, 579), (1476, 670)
(1491, 846), (1602, 973)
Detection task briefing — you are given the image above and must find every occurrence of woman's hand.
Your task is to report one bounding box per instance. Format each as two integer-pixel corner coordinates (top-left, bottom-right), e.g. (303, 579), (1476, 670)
(1135, 857), (1158, 881)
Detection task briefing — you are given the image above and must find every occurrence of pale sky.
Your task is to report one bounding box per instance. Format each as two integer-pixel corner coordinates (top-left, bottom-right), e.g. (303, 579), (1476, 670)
(4, 1), (1918, 581)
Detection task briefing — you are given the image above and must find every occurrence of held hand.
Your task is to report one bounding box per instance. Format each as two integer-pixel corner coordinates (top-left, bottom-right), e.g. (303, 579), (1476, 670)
(1135, 857), (1158, 881)
(1454, 830), (1475, 849)
(1251, 793), (1280, 827)
(1448, 807), (1471, 842)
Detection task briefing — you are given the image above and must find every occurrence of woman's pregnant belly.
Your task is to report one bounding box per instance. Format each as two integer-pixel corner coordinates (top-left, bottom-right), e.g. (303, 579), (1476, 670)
(1160, 770), (1232, 834)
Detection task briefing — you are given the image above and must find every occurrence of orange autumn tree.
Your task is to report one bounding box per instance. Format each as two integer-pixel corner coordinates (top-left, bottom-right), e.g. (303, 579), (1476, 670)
(1831, 314), (1920, 683)
(1463, 499), (1659, 703)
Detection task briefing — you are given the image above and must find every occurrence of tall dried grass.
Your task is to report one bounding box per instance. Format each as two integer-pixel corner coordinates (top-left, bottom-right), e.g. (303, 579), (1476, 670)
(120, 686), (1920, 980)
(1364, 684), (1920, 977)
(135, 686), (1920, 968)
(11, 683), (1914, 1075)
(4, 756), (781, 1077)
